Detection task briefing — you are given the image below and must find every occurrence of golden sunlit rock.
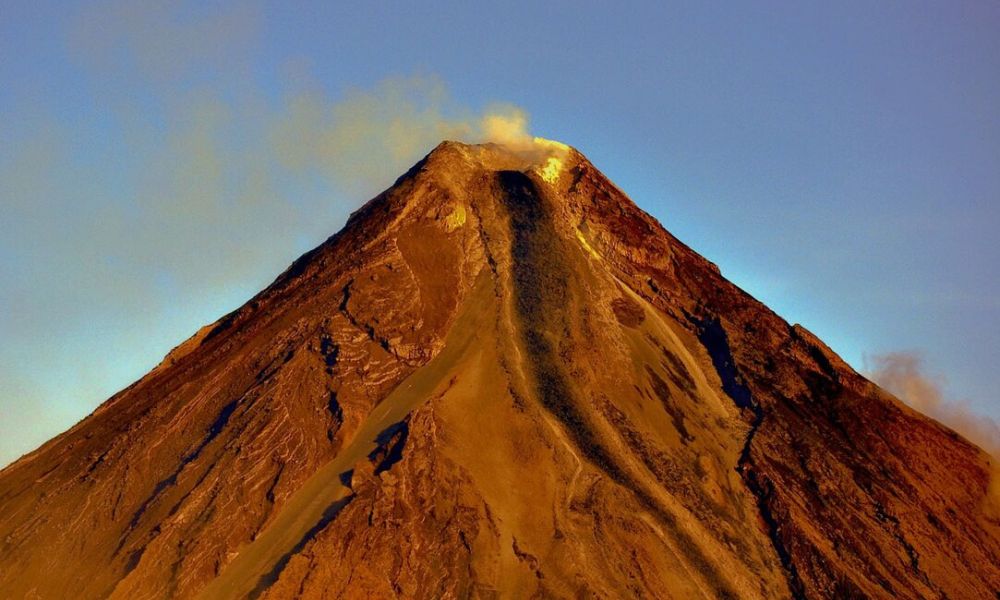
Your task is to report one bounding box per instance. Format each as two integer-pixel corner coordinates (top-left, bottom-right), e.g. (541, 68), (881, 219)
(0, 141), (997, 599)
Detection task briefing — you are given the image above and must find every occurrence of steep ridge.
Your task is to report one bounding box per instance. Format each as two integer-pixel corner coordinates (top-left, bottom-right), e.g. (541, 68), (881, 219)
(0, 141), (998, 599)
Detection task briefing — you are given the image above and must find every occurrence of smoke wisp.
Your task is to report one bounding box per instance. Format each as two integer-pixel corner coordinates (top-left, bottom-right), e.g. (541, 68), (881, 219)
(868, 352), (1000, 510)
(0, 0), (555, 467)
(270, 76), (552, 192)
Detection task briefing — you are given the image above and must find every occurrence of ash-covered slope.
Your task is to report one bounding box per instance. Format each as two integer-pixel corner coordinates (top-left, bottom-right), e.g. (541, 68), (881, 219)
(1, 141), (998, 599)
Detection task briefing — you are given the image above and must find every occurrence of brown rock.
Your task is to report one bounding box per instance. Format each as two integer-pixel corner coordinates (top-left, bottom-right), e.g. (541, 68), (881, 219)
(0, 141), (997, 599)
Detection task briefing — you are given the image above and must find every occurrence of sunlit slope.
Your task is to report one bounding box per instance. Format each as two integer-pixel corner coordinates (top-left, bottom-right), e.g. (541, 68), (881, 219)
(243, 168), (791, 598)
(195, 272), (495, 599)
(1, 140), (998, 599)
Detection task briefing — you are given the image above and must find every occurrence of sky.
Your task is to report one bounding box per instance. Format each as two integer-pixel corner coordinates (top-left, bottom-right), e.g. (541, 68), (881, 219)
(1, 1), (998, 467)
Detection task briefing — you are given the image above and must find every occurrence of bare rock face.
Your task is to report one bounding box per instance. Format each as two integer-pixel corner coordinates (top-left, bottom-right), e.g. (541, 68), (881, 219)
(1, 141), (998, 599)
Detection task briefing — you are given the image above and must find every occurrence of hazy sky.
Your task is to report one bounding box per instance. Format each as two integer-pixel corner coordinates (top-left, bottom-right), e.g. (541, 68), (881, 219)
(2, 1), (998, 467)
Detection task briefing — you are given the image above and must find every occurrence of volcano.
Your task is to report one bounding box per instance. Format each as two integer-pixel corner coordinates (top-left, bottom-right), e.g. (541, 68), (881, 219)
(1, 141), (998, 599)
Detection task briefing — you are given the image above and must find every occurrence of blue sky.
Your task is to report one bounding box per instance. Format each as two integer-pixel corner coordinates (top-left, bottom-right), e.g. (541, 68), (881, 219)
(2, 1), (999, 466)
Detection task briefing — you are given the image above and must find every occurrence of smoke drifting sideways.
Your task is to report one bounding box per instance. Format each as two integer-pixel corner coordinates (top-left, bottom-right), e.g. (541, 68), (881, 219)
(270, 78), (565, 190)
(868, 352), (1000, 510)
(0, 0), (559, 468)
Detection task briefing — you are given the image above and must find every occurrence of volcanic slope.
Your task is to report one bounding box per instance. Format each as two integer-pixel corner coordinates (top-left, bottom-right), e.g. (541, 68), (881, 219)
(1, 141), (998, 599)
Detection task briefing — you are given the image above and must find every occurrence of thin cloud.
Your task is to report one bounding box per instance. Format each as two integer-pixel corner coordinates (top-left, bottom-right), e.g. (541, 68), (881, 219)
(68, 0), (261, 85)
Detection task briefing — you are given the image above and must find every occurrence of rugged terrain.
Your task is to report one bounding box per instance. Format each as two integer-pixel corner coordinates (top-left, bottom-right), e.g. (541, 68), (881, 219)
(1, 140), (998, 599)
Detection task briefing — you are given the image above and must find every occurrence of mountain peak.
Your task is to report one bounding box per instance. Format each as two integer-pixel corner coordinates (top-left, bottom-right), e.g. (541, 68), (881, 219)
(2, 142), (998, 599)
(423, 137), (578, 183)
